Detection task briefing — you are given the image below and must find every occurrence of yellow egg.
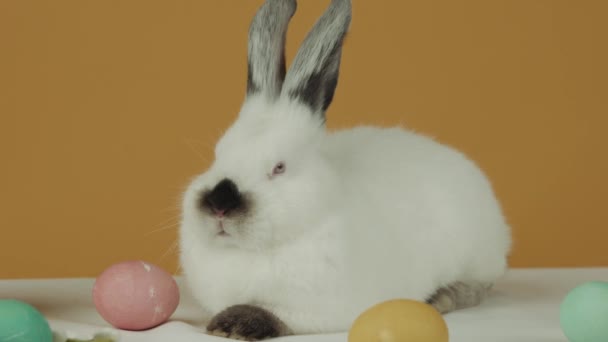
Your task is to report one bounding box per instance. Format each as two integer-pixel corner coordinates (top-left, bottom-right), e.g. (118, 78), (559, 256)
(348, 299), (449, 342)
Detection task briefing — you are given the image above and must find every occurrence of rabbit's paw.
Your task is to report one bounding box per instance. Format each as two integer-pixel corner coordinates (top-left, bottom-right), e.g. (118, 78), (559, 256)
(207, 304), (291, 341)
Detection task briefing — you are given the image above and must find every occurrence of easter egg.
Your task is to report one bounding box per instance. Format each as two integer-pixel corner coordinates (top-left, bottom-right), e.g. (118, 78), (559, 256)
(93, 260), (180, 330)
(560, 281), (608, 342)
(348, 299), (448, 342)
(0, 299), (53, 342)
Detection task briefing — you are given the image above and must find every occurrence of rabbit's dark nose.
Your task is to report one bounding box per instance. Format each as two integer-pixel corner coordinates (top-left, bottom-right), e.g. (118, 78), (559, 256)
(200, 178), (245, 217)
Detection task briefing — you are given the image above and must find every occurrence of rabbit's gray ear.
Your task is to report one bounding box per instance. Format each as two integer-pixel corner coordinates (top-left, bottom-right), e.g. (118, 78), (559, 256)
(281, 0), (351, 117)
(247, 0), (297, 98)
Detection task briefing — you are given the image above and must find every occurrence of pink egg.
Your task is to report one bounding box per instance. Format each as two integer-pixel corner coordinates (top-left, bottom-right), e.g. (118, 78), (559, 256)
(93, 260), (180, 330)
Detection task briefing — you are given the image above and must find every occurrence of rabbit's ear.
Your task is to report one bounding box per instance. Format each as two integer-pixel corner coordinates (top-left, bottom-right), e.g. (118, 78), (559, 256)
(247, 0), (297, 99)
(281, 0), (351, 118)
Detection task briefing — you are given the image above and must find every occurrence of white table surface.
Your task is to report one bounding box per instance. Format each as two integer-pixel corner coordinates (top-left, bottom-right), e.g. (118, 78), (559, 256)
(2, 268), (607, 341)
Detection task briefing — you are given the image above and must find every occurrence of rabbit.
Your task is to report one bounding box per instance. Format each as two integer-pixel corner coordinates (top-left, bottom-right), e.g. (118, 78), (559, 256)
(178, 0), (512, 340)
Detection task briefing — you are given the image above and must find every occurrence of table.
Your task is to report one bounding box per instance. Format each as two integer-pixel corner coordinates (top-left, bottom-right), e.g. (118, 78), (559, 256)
(2, 268), (606, 341)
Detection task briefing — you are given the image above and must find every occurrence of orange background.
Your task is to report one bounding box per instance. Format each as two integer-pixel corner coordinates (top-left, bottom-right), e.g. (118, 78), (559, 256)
(1, 1), (606, 279)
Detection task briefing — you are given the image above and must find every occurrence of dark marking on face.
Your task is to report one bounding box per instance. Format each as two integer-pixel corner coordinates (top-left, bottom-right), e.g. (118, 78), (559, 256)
(207, 304), (292, 340)
(199, 178), (249, 217)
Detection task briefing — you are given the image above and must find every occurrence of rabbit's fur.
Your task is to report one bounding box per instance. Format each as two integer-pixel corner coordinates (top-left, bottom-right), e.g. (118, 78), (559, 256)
(179, 0), (511, 337)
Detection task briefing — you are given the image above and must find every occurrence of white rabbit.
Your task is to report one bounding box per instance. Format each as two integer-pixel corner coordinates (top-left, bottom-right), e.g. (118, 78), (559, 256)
(179, 0), (511, 339)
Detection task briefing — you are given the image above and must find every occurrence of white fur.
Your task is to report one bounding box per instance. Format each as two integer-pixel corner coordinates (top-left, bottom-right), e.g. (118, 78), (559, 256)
(179, 95), (511, 334)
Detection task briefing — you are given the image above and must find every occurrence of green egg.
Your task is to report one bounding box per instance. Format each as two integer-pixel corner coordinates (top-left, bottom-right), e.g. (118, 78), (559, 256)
(560, 281), (608, 342)
(0, 299), (53, 342)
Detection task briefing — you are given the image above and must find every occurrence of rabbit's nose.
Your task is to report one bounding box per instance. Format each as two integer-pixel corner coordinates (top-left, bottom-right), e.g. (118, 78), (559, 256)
(199, 178), (246, 216)
(213, 208), (226, 217)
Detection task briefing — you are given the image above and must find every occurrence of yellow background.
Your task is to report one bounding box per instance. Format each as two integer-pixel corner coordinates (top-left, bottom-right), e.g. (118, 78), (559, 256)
(1, 1), (606, 279)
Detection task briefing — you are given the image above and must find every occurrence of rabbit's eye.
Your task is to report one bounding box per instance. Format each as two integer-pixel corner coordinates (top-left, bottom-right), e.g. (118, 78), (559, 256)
(272, 162), (286, 176)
